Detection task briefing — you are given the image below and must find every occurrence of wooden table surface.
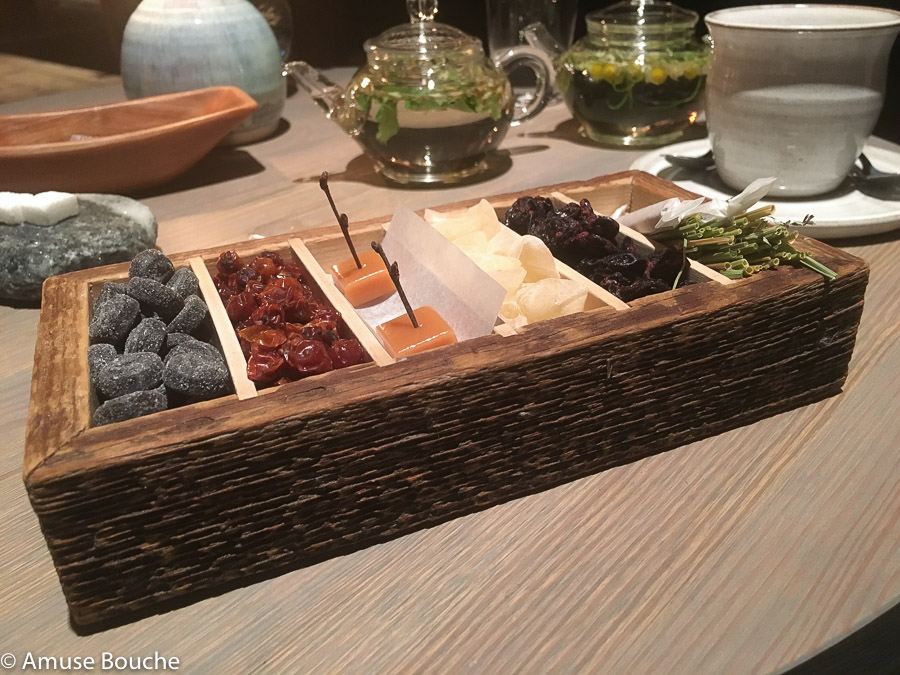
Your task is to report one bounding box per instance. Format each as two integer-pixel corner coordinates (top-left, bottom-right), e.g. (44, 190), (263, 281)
(1, 75), (898, 673)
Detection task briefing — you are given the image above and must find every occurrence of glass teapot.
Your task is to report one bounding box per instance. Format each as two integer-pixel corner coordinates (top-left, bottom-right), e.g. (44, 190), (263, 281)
(525, 0), (710, 147)
(286, 0), (551, 185)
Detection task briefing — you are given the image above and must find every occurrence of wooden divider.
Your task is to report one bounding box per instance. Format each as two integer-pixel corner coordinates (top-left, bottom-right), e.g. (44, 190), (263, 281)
(288, 239), (394, 367)
(188, 257), (258, 400)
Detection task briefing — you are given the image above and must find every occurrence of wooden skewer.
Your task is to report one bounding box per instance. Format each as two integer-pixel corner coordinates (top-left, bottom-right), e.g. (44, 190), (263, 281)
(371, 242), (418, 328)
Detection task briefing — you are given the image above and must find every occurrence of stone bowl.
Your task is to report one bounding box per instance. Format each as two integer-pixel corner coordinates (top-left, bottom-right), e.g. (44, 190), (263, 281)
(0, 87), (258, 194)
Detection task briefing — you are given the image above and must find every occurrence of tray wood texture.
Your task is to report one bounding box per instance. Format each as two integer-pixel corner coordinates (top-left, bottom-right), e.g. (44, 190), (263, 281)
(23, 171), (868, 630)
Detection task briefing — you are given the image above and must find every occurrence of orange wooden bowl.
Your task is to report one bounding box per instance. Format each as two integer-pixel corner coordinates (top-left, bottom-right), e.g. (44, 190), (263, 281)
(0, 86), (258, 194)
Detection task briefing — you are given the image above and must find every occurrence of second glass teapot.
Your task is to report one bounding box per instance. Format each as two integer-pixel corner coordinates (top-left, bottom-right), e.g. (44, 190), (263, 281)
(287, 0), (551, 185)
(526, 0), (710, 147)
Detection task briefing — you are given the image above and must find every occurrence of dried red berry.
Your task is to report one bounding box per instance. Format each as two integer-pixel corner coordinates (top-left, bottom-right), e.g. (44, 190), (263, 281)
(286, 339), (333, 375)
(225, 291), (257, 322)
(247, 345), (285, 382)
(327, 339), (364, 369)
(216, 250), (244, 275)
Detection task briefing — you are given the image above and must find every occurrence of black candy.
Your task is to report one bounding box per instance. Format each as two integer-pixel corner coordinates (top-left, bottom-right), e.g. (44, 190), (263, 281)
(92, 281), (128, 314)
(88, 343), (118, 389)
(166, 295), (208, 336)
(129, 248), (175, 284)
(95, 352), (164, 399)
(166, 267), (199, 299)
(164, 347), (229, 399)
(92, 385), (168, 427)
(164, 340), (223, 364)
(89, 293), (141, 346)
(127, 276), (183, 322)
(124, 317), (167, 354)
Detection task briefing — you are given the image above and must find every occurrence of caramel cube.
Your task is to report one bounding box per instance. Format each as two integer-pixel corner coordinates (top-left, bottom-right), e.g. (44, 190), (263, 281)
(332, 250), (394, 307)
(376, 305), (458, 358)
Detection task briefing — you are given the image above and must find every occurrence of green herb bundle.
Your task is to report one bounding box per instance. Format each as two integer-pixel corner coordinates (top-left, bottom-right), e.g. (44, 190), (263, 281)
(652, 206), (837, 281)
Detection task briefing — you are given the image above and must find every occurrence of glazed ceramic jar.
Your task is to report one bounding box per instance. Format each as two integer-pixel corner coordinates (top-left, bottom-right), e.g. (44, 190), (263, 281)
(121, 0), (286, 144)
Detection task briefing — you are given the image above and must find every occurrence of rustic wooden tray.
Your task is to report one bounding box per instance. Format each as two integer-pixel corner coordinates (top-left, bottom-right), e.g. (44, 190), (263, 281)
(24, 171), (868, 631)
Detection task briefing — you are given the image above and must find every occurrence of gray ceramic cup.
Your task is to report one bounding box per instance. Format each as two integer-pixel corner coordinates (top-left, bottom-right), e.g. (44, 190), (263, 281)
(705, 4), (900, 197)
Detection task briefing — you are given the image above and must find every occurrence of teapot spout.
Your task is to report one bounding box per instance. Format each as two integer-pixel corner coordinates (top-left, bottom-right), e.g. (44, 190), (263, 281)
(284, 61), (345, 120)
(521, 22), (566, 60)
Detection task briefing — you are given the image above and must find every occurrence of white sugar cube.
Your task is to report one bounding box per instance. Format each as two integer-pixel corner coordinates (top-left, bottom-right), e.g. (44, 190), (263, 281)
(20, 191), (79, 226)
(0, 192), (26, 225)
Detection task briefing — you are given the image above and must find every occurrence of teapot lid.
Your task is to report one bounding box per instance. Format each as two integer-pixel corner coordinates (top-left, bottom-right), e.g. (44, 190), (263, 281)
(588, 0), (698, 32)
(366, 0), (482, 60)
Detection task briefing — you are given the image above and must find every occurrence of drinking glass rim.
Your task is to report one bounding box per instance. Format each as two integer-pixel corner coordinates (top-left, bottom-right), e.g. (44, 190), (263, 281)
(705, 4), (900, 31)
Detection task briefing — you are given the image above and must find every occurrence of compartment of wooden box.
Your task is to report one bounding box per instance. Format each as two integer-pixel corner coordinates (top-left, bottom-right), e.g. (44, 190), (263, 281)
(24, 171), (868, 630)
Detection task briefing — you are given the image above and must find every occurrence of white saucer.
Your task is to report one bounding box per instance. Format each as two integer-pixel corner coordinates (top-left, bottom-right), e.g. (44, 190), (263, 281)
(630, 138), (900, 239)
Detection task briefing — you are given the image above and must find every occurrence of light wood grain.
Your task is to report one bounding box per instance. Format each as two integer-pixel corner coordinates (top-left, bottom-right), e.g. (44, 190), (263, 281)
(1, 76), (898, 673)
(188, 257), (258, 400)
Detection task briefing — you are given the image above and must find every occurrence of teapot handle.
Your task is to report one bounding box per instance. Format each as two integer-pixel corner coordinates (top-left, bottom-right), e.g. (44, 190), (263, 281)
(492, 46), (554, 125)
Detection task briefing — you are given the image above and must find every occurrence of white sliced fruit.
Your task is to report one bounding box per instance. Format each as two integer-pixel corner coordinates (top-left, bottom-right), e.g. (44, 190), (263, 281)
(470, 252), (527, 294)
(487, 225), (520, 257)
(517, 278), (588, 323)
(513, 234), (560, 283)
(452, 230), (490, 259)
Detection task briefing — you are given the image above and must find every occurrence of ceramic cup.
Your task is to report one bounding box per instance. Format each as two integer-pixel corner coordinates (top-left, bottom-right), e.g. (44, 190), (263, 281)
(705, 4), (900, 197)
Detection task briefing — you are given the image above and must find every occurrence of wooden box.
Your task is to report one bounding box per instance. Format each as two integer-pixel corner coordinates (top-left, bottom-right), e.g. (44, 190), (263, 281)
(24, 172), (868, 630)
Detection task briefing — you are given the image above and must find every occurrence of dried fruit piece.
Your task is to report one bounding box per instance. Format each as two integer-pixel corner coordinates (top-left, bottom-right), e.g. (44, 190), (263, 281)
(286, 339), (333, 375)
(327, 339), (364, 369)
(516, 278), (588, 324)
(216, 250), (243, 275)
(246, 344), (285, 382)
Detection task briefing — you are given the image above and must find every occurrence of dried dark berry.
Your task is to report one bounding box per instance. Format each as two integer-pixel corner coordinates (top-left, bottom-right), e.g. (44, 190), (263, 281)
(504, 196), (555, 235)
(125, 317), (167, 354)
(618, 277), (671, 302)
(166, 295), (208, 335)
(89, 293), (141, 346)
(95, 352), (164, 399)
(92, 386), (168, 427)
(646, 248), (688, 286)
(129, 249), (175, 284)
(127, 276), (184, 322)
(166, 267), (199, 299)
